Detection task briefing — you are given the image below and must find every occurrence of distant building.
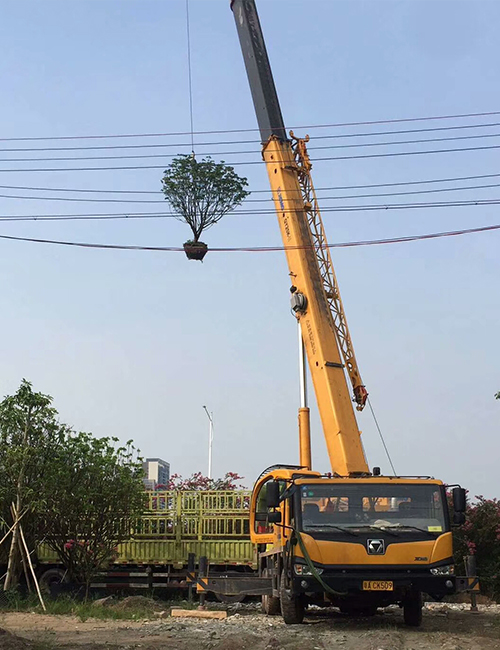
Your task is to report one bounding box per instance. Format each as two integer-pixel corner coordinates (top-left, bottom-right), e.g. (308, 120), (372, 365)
(143, 458), (170, 489)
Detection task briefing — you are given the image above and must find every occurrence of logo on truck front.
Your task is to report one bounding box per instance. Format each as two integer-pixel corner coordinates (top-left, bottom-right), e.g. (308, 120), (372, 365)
(367, 539), (385, 555)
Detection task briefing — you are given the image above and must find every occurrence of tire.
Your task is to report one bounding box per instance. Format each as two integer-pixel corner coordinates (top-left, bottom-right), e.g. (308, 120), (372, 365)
(279, 570), (304, 625)
(403, 590), (423, 627)
(215, 593), (246, 604)
(261, 568), (280, 615)
(38, 568), (68, 594)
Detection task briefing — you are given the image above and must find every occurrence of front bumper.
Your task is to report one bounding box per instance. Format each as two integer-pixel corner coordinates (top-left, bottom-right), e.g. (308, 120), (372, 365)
(293, 568), (456, 599)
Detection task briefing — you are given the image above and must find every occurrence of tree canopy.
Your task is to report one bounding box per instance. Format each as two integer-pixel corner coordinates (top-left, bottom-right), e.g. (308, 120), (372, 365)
(0, 380), (145, 593)
(161, 155), (250, 243)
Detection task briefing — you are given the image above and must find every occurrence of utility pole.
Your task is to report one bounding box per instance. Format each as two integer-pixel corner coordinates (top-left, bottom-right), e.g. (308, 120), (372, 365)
(202, 406), (214, 479)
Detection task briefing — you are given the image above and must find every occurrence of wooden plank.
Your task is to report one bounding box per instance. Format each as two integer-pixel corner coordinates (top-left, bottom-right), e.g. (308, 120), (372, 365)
(170, 609), (227, 620)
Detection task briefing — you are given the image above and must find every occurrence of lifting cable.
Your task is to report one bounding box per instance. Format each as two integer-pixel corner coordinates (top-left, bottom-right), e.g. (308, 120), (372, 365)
(185, 0), (195, 157)
(367, 398), (397, 476)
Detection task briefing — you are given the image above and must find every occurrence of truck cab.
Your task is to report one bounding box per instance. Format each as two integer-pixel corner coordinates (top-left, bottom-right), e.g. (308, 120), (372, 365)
(252, 469), (465, 624)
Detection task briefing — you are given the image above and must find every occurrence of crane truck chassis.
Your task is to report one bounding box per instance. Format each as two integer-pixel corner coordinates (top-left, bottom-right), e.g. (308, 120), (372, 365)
(188, 0), (473, 626)
(204, 467), (468, 626)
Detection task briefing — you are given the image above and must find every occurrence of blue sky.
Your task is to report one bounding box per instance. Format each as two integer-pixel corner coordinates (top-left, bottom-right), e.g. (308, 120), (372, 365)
(0, 0), (498, 497)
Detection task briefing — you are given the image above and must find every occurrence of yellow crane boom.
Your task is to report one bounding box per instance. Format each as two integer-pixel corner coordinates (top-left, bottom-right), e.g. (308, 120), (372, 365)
(231, 0), (368, 476)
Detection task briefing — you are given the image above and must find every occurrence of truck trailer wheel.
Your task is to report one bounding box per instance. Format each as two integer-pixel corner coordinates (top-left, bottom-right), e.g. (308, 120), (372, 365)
(403, 590), (423, 627)
(261, 568), (280, 615)
(39, 568), (68, 594)
(279, 570), (304, 624)
(215, 593), (245, 604)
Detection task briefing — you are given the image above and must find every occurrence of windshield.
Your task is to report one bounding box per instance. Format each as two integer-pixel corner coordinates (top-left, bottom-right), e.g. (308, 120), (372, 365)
(299, 483), (447, 535)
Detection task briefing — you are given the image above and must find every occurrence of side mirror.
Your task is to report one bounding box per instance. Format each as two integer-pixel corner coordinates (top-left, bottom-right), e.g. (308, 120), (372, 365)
(453, 511), (466, 526)
(268, 511), (282, 524)
(453, 487), (466, 513)
(266, 481), (280, 509)
(255, 512), (268, 522)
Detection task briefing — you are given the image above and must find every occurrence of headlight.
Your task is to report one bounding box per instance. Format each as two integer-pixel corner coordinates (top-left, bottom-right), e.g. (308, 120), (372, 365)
(294, 564), (323, 576)
(430, 565), (454, 575)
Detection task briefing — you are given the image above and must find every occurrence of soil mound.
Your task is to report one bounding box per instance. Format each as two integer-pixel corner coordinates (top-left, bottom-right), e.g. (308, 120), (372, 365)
(0, 628), (31, 650)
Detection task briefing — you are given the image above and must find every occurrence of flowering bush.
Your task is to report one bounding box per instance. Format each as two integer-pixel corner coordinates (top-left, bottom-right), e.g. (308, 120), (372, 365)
(453, 495), (500, 600)
(160, 472), (245, 492)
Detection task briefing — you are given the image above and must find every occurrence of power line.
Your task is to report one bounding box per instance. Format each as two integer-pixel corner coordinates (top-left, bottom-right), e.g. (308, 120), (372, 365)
(0, 183), (159, 194)
(1, 142), (500, 172)
(3, 180), (500, 205)
(0, 223), (497, 251)
(2, 197), (500, 222)
(1, 132), (500, 164)
(1, 122), (500, 153)
(0, 110), (498, 141)
(1, 172), (500, 197)
(1, 120), (500, 155)
(308, 130), (500, 152)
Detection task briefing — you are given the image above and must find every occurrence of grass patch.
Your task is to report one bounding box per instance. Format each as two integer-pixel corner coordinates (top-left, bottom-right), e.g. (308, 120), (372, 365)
(0, 591), (166, 621)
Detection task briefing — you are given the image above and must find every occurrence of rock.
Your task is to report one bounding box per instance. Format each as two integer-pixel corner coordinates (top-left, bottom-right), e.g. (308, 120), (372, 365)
(93, 595), (115, 607)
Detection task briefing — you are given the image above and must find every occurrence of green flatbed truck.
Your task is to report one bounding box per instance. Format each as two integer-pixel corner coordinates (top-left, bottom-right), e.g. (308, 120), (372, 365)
(36, 490), (256, 594)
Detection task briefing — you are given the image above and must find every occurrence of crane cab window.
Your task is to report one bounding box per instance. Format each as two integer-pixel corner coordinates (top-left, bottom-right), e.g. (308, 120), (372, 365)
(299, 484), (447, 534)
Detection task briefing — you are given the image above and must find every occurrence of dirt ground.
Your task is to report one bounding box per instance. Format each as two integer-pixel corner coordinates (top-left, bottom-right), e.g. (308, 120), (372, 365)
(0, 603), (499, 650)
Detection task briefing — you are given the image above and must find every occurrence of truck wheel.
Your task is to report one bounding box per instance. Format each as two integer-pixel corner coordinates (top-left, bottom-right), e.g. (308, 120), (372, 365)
(261, 569), (280, 615)
(215, 593), (245, 604)
(39, 568), (68, 594)
(279, 570), (304, 624)
(403, 590), (423, 627)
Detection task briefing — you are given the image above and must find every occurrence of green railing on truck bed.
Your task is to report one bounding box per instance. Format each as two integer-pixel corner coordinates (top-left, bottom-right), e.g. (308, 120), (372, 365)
(37, 490), (256, 568)
(137, 490), (251, 540)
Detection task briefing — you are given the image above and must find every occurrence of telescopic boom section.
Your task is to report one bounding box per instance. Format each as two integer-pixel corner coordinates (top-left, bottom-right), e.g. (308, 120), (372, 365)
(231, 0), (369, 476)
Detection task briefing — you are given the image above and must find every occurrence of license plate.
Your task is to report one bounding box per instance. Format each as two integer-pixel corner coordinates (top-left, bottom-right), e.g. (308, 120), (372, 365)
(362, 580), (393, 591)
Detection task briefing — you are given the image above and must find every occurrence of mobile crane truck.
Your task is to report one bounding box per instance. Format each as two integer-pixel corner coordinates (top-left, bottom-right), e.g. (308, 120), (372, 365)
(203, 0), (468, 626)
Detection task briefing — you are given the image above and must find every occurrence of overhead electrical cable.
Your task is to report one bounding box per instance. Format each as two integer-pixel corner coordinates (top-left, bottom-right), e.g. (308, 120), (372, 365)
(1, 125), (500, 154)
(1, 132), (500, 164)
(2, 197), (500, 222)
(1, 172), (500, 196)
(0, 110), (499, 141)
(0, 223), (497, 251)
(1, 143), (500, 172)
(1, 120), (500, 155)
(3, 180), (500, 204)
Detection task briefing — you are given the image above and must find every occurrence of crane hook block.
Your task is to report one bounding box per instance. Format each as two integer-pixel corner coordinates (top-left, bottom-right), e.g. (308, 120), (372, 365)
(291, 292), (308, 314)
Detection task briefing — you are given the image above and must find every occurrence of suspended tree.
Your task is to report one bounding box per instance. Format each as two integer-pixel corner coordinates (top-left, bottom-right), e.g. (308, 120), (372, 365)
(161, 155), (250, 260)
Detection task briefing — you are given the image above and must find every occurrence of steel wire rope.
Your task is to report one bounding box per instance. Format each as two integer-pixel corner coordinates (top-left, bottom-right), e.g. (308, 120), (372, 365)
(367, 398), (396, 476)
(185, 0), (195, 156)
(0, 223), (498, 251)
(0, 110), (499, 141)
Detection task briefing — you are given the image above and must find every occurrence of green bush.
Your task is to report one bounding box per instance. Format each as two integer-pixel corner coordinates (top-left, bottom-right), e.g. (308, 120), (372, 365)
(453, 496), (500, 601)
